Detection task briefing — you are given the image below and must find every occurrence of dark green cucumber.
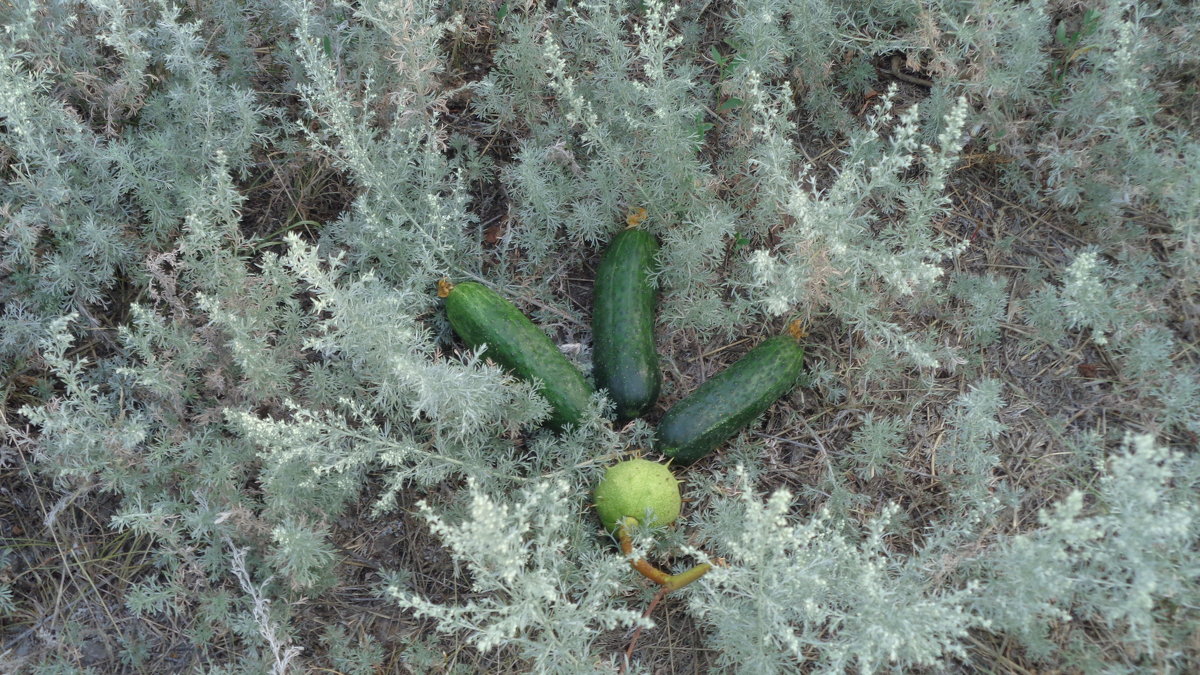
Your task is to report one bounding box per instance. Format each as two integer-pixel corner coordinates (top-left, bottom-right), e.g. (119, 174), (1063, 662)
(592, 227), (661, 421)
(442, 281), (593, 429)
(656, 335), (804, 465)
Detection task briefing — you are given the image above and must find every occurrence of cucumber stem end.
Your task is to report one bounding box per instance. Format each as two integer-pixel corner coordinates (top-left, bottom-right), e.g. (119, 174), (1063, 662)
(625, 207), (648, 229)
(787, 319), (807, 342)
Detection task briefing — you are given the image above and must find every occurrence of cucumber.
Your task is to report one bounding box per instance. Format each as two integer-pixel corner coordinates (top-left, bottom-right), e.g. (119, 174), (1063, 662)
(440, 280), (593, 429)
(656, 334), (805, 465)
(592, 227), (661, 421)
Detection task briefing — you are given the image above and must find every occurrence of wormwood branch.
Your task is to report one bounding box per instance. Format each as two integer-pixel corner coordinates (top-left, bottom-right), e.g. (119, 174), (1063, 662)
(225, 538), (302, 675)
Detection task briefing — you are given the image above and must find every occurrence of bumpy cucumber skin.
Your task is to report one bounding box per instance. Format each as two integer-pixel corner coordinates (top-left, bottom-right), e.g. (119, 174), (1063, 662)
(656, 336), (805, 465)
(444, 282), (593, 429)
(592, 228), (661, 421)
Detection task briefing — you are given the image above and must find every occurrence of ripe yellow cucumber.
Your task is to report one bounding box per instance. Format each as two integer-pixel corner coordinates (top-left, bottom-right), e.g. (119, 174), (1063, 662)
(656, 333), (805, 465)
(440, 280), (593, 429)
(592, 227), (661, 421)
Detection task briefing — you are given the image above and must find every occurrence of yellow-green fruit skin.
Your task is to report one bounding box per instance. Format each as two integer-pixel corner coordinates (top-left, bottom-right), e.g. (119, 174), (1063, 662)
(593, 458), (682, 532)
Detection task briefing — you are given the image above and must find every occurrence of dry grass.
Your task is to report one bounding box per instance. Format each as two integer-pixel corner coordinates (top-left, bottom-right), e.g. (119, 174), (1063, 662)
(1, 460), (162, 671)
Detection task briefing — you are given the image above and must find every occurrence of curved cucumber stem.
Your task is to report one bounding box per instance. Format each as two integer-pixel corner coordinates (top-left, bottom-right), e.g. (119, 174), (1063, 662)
(617, 518), (711, 593)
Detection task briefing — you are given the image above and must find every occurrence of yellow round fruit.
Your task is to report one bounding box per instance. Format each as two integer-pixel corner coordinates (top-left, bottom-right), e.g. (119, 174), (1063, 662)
(593, 458), (682, 532)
